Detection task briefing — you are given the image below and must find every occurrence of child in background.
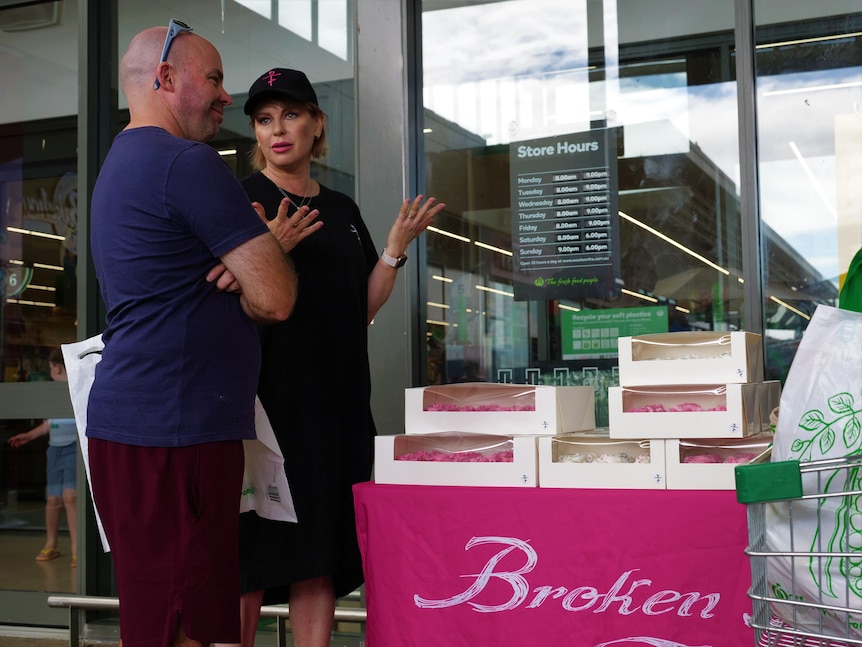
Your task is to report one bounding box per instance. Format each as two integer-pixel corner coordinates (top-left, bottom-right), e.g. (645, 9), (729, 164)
(8, 348), (78, 567)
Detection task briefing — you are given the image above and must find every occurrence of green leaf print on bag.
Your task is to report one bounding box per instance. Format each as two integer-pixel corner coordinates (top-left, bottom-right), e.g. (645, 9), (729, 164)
(789, 392), (862, 462)
(805, 462), (862, 600)
(786, 391), (862, 600)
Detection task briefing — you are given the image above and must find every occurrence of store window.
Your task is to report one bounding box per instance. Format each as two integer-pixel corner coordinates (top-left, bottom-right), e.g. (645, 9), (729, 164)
(421, 0), (742, 423)
(754, 3), (862, 381)
(0, 0), (80, 602)
(0, 0), (360, 631)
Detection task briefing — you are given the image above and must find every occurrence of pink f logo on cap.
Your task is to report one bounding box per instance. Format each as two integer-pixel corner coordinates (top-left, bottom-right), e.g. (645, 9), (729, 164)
(265, 70), (281, 87)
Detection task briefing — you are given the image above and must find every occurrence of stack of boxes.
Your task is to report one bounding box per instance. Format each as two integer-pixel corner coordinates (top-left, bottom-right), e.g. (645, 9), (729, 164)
(606, 331), (778, 489)
(374, 383), (594, 487)
(374, 331), (778, 490)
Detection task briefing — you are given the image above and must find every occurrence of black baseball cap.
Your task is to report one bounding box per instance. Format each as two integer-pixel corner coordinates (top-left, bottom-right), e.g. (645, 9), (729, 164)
(243, 68), (319, 115)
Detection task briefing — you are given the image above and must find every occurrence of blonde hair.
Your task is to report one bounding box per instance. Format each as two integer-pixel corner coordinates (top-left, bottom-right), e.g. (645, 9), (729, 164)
(248, 100), (329, 171)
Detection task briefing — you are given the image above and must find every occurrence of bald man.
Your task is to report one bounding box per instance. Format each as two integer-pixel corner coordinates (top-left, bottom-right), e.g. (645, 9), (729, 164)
(87, 23), (296, 647)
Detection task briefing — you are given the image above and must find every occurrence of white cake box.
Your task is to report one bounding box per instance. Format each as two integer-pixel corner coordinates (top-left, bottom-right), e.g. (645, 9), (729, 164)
(404, 383), (595, 436)
(373, 432), (537, 487)
(608, 380), (781, 439)
(538, 432), (666, 490)
(665, 432), (772, 490)
(617, 331), (763, 387)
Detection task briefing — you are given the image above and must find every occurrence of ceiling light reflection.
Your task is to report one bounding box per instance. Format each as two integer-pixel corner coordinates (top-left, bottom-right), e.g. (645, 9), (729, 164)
(769, 295), (811, 321)
(757, 32), (862, 50)
(619, 211), (730, 276)
(789, 141), (837, 220)
(427, 226), (470, 243)
(621, 288), (658, 303)
(7, 226), (65, 241)
(762, 80), (862, 97)
(33, 262), (64, 272)
(476, 285), (514, 298)
(474, 241), (513, 256)
(7, 298), (54, 307)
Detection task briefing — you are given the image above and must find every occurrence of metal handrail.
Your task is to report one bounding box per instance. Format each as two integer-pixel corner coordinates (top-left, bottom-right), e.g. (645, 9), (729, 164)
(47, 594), (366, 646)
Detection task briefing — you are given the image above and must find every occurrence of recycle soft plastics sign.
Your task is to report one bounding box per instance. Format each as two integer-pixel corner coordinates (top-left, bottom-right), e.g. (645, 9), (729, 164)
(560, 305), (669, 360)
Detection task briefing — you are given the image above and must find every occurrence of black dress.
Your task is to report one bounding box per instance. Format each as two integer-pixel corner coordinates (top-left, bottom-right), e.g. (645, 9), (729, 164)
(238, 172), (378, 603)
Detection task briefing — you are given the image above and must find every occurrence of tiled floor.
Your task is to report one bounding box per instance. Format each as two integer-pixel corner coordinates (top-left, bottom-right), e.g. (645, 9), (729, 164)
(0, 530), (76, 594)
(0, 637), (67, 647)
(0, 518), (363, 647)
(0, 503), (77, 646)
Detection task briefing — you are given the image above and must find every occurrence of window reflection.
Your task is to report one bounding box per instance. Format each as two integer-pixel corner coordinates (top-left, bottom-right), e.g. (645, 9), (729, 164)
(421, 0), (742, 414)
(421, 0), (862, 407)
(755, 9), (862, 380)
(0, 0), (79, 383)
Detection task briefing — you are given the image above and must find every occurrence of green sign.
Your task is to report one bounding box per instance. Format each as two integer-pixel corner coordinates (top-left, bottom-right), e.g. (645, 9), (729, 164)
(1, 266), (33, 299)
(561, 306), (668, 359)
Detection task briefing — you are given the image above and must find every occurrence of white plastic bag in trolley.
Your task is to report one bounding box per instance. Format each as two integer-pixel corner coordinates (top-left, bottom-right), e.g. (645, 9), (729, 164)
(62, 335), (296, 554)
(766, 304), (862, 635)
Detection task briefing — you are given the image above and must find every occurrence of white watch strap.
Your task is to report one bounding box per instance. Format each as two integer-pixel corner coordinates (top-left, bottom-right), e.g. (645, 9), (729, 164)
(381, 249), (406, 268)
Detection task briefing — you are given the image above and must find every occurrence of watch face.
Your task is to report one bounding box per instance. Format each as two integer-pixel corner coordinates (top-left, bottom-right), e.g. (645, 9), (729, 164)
(396, 255), (408, 268)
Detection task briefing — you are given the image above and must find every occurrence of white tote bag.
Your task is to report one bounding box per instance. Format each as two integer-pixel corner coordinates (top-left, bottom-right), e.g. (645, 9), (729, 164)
(240, 397), (297, 523)
(61, 336), (111, 551)
(766, 304), (862, 634)
(61, 335), (296, 553)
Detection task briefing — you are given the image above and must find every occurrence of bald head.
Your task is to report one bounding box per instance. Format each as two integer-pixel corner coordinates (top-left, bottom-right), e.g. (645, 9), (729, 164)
(118, 25), (231, 141)
(120, 27), (164, 101)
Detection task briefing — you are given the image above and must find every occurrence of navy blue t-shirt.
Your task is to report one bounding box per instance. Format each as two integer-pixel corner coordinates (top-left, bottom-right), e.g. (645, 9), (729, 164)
(88, 127), (268, 447)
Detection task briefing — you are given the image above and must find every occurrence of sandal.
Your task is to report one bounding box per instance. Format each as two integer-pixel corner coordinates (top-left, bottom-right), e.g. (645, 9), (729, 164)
(35, 548), (61, 562)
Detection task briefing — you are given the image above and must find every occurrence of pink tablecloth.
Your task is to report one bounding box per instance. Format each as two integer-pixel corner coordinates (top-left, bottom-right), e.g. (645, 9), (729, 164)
(354, 482), (754, 647)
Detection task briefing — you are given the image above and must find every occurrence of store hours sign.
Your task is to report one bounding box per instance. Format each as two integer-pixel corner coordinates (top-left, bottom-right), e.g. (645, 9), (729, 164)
(509, 129), (621, 301)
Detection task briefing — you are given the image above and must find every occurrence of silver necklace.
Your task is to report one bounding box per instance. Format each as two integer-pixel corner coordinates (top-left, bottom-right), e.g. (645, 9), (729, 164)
(275, 184), (312, 214)
(266, 172), (312, 213)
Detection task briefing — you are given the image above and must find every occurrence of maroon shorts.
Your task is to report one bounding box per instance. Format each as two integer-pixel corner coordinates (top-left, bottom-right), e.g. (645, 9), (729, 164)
(88, 438), (244, 647)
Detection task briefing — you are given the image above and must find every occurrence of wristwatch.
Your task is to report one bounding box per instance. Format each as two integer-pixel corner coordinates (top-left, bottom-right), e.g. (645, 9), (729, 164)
(381, 248), (408, 268)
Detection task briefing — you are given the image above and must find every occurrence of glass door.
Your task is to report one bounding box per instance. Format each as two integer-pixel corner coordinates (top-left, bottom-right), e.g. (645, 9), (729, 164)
(0, 0), (81, 627)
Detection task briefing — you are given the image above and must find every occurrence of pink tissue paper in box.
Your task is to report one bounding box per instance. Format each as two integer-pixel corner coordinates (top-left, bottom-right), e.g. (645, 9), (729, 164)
(374, 433), (538, 487)
(608, 381), (780, 439)
(405, 383), (595, 436)
(664, 431), (772, 490)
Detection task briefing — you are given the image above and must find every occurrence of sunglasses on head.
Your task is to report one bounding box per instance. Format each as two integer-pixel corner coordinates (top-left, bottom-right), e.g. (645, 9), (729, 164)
(153, 18), (193, 90)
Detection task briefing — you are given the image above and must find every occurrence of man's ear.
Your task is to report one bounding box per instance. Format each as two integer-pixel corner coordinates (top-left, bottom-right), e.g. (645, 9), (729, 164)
(154, 62), (176, 91)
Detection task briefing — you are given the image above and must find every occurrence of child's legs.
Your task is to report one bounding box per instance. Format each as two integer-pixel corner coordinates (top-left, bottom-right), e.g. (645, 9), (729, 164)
(44, 496), (62, 549)
(62, 488), (77, 555)
(55, 444), (78, 555)
(44, 445), (64, 550)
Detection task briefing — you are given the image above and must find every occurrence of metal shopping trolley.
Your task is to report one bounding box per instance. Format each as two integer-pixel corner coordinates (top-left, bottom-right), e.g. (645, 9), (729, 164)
(736, 452), (862, 646)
